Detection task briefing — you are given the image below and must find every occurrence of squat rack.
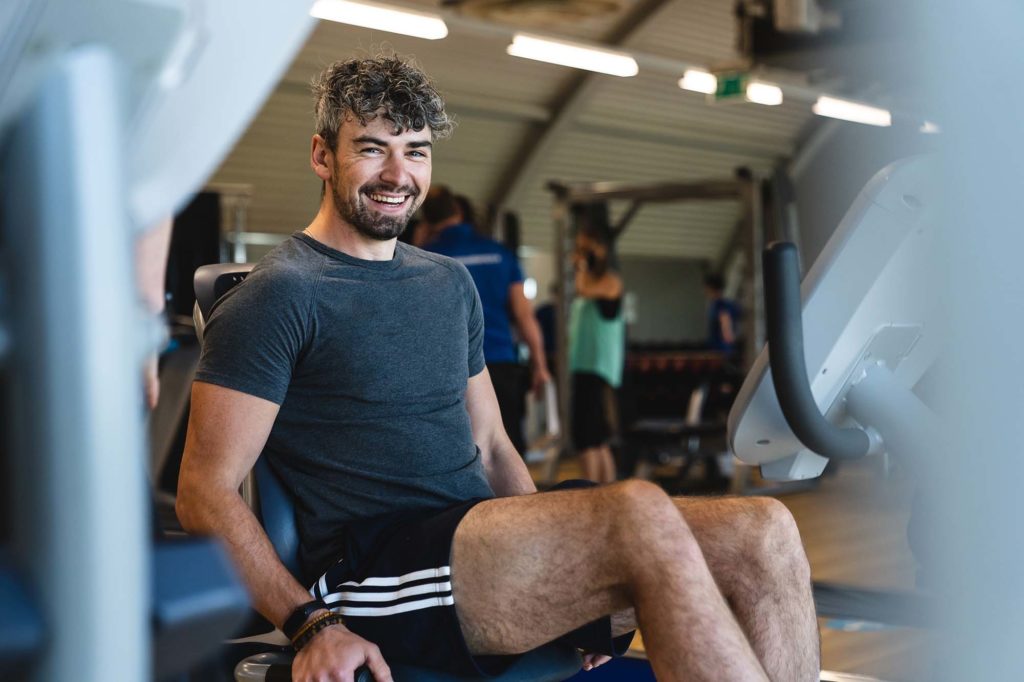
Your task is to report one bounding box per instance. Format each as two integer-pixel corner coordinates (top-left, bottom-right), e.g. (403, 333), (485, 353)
(543, 171), (784, 484)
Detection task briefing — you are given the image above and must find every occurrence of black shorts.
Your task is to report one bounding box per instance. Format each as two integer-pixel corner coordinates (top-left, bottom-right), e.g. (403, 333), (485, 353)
(309, 480), (635, 677)
(572, 372), (618, 450)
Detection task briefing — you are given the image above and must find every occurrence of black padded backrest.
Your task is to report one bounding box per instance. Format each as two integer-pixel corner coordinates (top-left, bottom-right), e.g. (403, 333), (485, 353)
(254, 458), (301, 576)
(193, 263), (254, 341)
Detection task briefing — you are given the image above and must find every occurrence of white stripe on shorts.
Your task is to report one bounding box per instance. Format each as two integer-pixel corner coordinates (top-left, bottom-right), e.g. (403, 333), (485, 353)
(330, 595), (456, 618)
(339, 565), (451, 588)
(324, 581), (452, 604)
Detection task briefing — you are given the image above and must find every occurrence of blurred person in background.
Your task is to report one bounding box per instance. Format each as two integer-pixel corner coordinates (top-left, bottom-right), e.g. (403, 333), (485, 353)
(570, 231), (624, 484)
(421, 185), (550, 455)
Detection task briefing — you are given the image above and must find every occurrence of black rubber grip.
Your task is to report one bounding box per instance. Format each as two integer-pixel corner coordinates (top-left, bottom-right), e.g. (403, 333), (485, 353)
(763, 242), (870, 459)
(267, 664), (373, 681)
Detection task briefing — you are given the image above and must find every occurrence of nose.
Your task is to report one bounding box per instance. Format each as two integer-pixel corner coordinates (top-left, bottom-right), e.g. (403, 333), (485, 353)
(379, 151), (411, 190)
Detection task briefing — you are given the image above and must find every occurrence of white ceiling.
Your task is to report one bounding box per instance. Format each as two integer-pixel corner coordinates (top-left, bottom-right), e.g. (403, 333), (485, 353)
(210, 0), (814, 261)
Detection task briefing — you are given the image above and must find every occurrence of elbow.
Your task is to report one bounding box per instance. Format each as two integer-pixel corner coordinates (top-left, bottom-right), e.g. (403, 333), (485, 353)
(175, 478), (211, 534)
(175, 486), (199, 533)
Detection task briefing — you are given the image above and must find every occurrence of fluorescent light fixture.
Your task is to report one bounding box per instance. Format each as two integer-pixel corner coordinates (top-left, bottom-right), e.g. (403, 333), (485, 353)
(679, 69), (718, 94)
(310, 0), (448, 40)
(745, 81), (783, 106)
(921, 120), (941, 134)
(506, 34), (638, 77)
(523, 278), (538, 300)
(812, 95), (892, 127)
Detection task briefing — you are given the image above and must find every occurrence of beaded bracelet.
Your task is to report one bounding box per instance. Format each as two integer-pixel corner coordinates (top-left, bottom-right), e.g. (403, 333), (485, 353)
(292, 612), (346, 652)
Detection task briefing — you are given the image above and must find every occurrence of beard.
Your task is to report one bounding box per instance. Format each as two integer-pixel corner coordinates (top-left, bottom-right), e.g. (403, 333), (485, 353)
(331, 177), (419, 242)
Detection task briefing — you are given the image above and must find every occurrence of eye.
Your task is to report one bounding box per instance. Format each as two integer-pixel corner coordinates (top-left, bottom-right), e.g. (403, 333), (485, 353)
(408, 150), (428, 159)
(361, 147), (384, 155)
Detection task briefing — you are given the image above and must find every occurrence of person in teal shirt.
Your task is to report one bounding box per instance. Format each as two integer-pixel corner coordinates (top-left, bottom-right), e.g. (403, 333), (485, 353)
(569, 231), (625, 484)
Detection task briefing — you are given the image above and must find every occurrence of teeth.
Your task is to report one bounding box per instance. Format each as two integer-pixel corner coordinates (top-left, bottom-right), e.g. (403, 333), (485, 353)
(370, 193), (405, 205)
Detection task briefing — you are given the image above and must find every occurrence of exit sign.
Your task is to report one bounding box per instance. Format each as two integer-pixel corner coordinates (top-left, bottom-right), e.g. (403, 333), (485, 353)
(714, 72), (748, 102)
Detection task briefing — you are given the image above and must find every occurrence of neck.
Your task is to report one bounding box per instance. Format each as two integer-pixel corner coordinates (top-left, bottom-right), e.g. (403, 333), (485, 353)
(305, 203), (397, 261)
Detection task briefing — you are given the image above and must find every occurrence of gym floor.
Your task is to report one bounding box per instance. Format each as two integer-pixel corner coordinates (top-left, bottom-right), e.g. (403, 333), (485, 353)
(537, 456), (931, 681)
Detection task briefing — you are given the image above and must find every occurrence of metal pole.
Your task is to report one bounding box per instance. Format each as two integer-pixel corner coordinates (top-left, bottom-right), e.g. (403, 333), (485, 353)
(552, 192), (574, 483)
(3, 46), (149, 681)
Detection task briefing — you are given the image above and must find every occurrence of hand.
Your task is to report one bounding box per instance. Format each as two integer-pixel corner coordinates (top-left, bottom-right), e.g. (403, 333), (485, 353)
(292, 624), (393, 682)
(581, 652), (612, 671)
(143, 354), (160, 410)
(530, 363), (551, 398)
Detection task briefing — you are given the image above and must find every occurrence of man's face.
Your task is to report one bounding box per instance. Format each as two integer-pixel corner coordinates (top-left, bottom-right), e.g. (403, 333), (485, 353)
(328, 115), (433, 241)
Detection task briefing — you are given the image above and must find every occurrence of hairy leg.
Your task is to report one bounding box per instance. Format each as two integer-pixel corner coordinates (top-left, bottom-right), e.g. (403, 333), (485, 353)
(598, 445), (617, 484)
(672, 496), (819, 682)
(450, 480), (767, 682)
(601, 497), (819, 680)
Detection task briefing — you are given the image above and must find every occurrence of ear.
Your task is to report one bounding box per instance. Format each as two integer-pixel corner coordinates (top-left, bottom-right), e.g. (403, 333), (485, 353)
(310, 134), (333, 182)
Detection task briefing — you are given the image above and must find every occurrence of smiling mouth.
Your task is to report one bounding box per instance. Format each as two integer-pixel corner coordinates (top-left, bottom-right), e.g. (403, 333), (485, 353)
(366, 192), (410, 208)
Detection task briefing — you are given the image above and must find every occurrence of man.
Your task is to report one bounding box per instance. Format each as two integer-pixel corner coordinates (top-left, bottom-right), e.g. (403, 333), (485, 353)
(704, 272), (741, 355)
(176, 56), (819, 682)
(421, 186), (550, 455)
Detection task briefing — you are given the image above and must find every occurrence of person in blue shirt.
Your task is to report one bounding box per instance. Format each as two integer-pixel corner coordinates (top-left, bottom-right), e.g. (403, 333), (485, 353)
(704, 273), (740, 355)
(421, 186), (550, 455)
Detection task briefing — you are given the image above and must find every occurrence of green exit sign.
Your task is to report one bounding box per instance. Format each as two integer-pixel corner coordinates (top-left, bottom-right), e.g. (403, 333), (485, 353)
(714, 72), (748, 102)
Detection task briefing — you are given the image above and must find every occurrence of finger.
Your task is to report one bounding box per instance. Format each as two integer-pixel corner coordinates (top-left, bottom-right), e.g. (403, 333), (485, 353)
(365, 646), (393, 682)
(590, 654), (612, 668)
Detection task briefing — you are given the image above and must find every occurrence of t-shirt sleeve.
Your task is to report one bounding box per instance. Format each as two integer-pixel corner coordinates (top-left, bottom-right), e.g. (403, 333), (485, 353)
(194, 265), (315, 405)
(460, 264), (486, 377)
(506, 248), (524, 284)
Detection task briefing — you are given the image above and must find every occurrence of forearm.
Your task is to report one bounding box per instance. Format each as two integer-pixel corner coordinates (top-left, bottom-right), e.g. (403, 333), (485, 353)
(515, 307), (548, 372)
(177, 486), (316, 629)
(482, 431), (537, 496)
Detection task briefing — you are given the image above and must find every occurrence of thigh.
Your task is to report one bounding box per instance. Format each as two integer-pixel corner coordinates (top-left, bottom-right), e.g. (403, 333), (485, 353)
(451, 483), (643, 655)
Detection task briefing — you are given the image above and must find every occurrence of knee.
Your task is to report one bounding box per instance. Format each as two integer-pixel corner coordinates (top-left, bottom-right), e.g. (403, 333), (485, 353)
(606, 480), (698, 552)
(746, 497), (810, 580)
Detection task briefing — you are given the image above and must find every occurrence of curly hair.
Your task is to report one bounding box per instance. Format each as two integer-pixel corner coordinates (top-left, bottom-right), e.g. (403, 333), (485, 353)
(312, 55), (454, 151)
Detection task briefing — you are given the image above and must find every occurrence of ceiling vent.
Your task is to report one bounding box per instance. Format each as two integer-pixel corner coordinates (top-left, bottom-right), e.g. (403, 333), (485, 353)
(442, 0), (627, 27)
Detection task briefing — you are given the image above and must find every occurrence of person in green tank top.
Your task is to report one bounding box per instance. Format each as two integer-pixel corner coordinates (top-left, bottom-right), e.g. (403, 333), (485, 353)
(569, 232), (625, 484)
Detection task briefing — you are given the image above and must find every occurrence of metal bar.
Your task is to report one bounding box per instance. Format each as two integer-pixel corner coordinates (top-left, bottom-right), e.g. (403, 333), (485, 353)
(550, 189), (573, 485)
(548, 180), (743, 204)
(748, 173), (767, 360)
(611, 200), (644, 238)
(223, 231), (289, 246)
(4, 46), (148, 681)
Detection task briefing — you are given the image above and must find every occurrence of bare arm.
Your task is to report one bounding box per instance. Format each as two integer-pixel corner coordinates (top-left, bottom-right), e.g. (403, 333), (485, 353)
(466, 369), (536, 496)
(136, 216), (173, 409)
(574, 269), (623, 301)
(718, 310), (736, 346)
(176, 381), (318, 627)
(177, 381), (392, 681)
(507, 282), (550, 395)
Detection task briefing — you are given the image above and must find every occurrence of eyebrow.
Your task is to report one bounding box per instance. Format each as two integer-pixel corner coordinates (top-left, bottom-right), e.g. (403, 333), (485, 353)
(353, 135), (432, 149)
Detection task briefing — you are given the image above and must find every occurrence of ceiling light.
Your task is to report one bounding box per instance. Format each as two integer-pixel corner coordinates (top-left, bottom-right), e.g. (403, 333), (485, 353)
(310, 0), (448, 40)
(679, 69), (718, 95)
(745, 81), (783, 106)
(506, 34), (638, 77)
(920, 120), (941, 134)
(812, 96), (892, 127)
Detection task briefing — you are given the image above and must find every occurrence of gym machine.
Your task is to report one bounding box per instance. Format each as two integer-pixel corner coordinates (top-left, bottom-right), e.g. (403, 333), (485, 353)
(729, 157), (938, 631)
(0, 2), (314, 679)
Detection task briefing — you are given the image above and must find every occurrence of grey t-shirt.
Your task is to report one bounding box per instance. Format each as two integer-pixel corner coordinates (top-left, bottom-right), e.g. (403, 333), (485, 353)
(195, 234), (495, 581)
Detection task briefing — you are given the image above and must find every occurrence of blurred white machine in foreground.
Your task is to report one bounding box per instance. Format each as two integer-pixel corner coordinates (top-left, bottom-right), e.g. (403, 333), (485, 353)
(728, 157), (942, 480)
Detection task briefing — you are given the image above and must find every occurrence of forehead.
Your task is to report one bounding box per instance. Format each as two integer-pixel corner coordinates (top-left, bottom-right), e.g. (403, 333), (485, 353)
(338, 114), (432, 144)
